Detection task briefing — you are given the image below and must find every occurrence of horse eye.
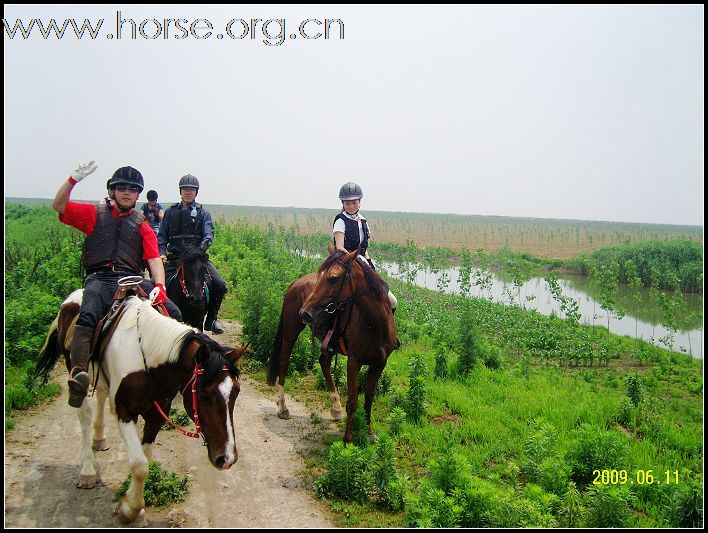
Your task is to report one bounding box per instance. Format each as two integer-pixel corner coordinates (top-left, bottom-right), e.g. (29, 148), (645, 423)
(327, 276), (339, 284)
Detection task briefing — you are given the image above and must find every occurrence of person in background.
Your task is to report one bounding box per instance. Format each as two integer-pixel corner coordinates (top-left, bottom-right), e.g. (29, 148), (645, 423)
(158, 174), (227, 334)
(52, 161), (182, 407)
(333, 181), (398, 313)
(103, 178), (115, 207)
(141, 189), (164, 235)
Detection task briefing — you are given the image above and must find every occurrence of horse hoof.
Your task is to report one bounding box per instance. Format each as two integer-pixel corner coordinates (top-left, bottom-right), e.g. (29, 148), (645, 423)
(115, 500), (142, 525)
(330, 408), (343, 420)
(77, 474), (96, 489)
(92, 438), (109, 451)
(277, 409), (291, 420)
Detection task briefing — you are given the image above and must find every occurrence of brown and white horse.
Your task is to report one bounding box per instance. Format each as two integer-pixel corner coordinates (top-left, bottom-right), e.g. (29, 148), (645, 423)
(35, 290), (246, 524)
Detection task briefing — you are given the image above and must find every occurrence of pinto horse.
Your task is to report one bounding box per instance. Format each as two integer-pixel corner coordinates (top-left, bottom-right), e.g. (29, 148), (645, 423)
(268, 245), (397, 443)
(35, 290), (247, 524)
(167, 246), (210, 331)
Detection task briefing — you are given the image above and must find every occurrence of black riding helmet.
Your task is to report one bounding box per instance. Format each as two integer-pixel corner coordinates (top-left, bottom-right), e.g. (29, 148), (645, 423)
(339, 182), (363, 201)
(179, 174), (200, 190)
(146, 189), (158, 201)
(108, 166), (144, 192)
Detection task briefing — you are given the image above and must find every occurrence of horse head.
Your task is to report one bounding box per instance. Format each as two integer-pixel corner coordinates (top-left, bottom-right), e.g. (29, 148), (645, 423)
(182, 336), (248, 470)
(177, 246), (209, 306)
(299, 246), (367, 326)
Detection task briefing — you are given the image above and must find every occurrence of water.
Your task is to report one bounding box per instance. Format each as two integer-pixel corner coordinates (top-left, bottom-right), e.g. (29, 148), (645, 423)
(379, 262), (703, 359)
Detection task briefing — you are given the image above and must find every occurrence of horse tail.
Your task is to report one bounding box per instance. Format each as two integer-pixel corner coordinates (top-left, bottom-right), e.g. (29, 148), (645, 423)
(34, 313), (62, 383)
(267, 309), (286, 386)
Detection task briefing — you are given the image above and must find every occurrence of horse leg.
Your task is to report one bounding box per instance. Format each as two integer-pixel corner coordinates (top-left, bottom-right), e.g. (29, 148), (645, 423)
(319, 351), (343, 419)
(343, 357), (362, 444)
(91, 385), (109, 451)
(141, 414), (165, 462)
(77, 399), (98, 488)
(115, 419), (148, 524)
(364, 363), (385, 442)
(276, 323), (304, 420)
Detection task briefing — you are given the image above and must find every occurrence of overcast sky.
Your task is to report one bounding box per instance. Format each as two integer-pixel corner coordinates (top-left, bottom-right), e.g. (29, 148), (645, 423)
(4, 5), (704, 226)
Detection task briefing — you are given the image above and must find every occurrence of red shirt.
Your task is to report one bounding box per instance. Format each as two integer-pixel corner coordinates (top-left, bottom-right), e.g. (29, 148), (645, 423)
(59, 201), (160, 260)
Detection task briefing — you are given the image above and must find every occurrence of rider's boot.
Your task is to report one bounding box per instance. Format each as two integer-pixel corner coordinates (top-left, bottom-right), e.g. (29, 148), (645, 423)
(68, 325), (94, 408)
(205, 315), (224, 334)
(205, 285), (225, 334)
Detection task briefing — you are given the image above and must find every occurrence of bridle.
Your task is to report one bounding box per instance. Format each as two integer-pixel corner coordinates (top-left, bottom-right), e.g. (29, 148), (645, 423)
(323, 257), (369, 315)
(176, 258), (209, 300)
(153, 361), (231, 441)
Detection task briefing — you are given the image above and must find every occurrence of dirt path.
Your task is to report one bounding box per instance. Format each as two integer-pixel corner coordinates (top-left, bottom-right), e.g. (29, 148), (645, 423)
(4, 320), (336, 528)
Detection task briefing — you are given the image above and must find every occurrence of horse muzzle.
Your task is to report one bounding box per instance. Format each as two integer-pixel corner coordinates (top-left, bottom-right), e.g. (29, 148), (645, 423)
(299, 306), (326, 326)
(214, 453), (237, 470)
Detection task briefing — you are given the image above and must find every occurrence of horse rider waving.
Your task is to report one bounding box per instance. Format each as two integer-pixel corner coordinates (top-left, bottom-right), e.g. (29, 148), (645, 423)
(52, 162), (183, 408)
(158, 174), (228, 334)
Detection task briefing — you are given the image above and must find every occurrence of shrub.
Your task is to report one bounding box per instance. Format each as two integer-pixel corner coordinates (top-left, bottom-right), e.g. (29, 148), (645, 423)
(434, 347), (449, 380)
(587, 485), (633, 527)
(566, 425), (628, 486)
(625, 371), (644, 407)
(161, 408), (192, 431)
(388, 407), (407, 436)
(406, 353), (428, 423)
(350, 406), (370, 448)
(314, 441), (373, 503)
(662, 476), (704, 528)
(116, 461), (189, 508)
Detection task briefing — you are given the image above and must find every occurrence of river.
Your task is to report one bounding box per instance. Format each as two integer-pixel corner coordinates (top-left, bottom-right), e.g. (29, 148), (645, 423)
(378, 262), (703, 360)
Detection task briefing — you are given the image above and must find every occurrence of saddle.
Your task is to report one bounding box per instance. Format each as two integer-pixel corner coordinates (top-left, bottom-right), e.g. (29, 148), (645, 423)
(89, 283), (150, 361)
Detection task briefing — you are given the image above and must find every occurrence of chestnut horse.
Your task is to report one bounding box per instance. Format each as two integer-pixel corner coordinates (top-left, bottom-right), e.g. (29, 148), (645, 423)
(268, 245), (397, 443)
(35, 290), (247, 524)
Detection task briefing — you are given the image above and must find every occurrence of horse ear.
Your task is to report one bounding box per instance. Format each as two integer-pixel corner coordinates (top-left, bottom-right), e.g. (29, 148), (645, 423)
(195, 343), (211, 365)
(225, 342), (249, 365)
(327, 241), (335, 255)
(345, 248), (359, 262)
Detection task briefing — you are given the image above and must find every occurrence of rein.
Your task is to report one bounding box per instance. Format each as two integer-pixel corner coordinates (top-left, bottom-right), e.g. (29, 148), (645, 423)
(177, 258), (209, 299)
(153, 361), (204, 439)
(324, 258), (368, 315)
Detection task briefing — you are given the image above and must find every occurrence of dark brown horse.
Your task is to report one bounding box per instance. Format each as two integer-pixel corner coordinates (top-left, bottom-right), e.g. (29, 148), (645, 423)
(35, 290), (247, 524)
(268, 245), (397, 443)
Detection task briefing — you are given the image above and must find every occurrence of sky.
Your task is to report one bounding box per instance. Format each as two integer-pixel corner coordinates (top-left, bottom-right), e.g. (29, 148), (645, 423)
(3, 4), (704, 226)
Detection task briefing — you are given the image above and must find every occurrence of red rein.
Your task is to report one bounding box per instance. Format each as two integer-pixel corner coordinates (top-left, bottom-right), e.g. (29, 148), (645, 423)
(153, 362), (229, 439)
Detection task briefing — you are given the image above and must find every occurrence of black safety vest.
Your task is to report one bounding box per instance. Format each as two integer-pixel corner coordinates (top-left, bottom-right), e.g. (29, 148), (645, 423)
(333, 213), (369, 256)
(82, 203), (145, 274)
(165, 202), (204, 254)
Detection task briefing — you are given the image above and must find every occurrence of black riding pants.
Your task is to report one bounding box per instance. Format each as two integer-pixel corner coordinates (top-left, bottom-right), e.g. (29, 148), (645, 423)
(76, 270), (182, 329)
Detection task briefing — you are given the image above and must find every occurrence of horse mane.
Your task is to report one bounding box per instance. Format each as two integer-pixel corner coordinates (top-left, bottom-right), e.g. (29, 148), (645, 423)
(180, 246), (207, 264)
(183, 331), (240, 384)
(125, 298), (238, 381)
(318, 250), (388, 303)
(124, 298), (196, 365)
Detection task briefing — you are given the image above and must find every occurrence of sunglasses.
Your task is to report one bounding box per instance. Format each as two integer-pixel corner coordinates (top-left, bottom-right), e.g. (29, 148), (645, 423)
(115, 186), (141, 192)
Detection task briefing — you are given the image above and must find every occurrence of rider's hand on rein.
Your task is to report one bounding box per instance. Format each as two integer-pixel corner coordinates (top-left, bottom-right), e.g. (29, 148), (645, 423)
(149, 282), (167, 306)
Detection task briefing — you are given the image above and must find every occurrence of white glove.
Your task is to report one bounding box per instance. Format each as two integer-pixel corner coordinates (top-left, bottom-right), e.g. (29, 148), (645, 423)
(70, 161), (98, 182)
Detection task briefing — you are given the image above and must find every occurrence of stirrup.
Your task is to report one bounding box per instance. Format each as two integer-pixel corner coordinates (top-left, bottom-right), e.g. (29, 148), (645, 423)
(68, 370), (90, 408)
(208, 319), (224, 334)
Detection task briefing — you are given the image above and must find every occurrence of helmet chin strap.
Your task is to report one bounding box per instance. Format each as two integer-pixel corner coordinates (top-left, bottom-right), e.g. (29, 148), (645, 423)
(117, 202), (135, 213)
